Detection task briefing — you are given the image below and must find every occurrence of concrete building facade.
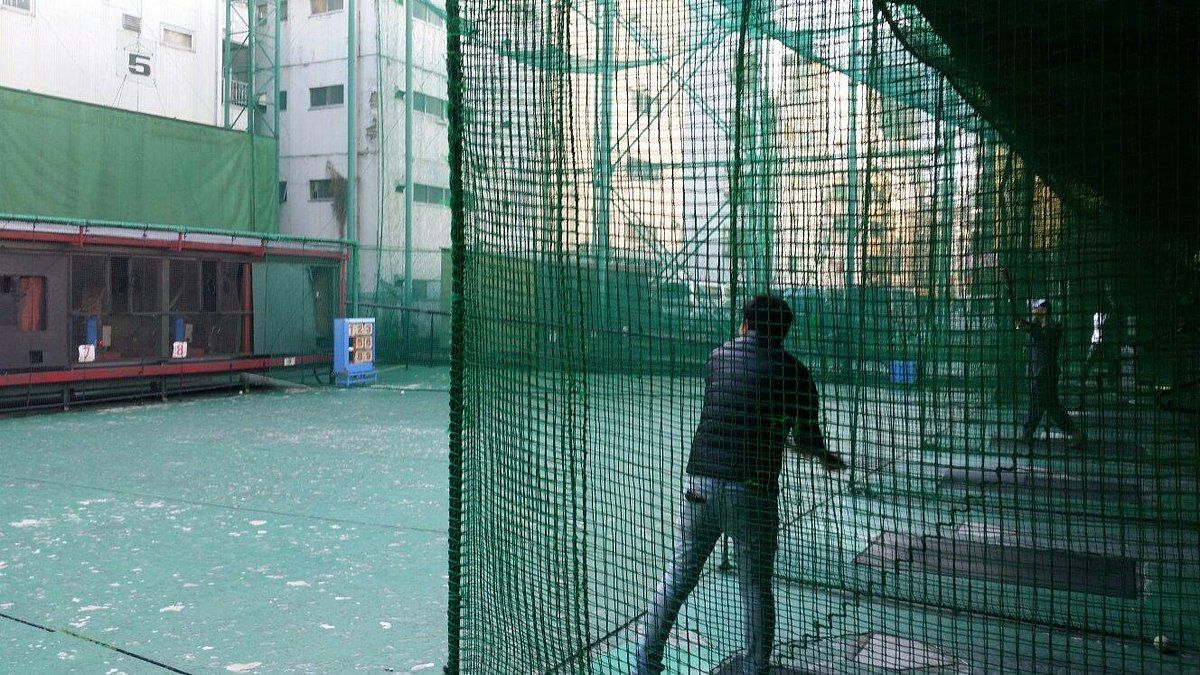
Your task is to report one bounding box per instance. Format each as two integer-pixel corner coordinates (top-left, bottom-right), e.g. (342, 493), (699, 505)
(0, 0), (227, 125)
(275, 0), (450, 307)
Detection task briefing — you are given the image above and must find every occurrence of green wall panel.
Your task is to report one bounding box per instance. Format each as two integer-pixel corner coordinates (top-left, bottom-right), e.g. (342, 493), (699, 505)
(253, 261), (337, 356)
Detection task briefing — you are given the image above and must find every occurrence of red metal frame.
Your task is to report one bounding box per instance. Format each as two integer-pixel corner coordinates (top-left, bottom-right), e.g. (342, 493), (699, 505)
(0, 227), (345, 260)
(240, 261), (254, 352)
(0, 355), (330, 388)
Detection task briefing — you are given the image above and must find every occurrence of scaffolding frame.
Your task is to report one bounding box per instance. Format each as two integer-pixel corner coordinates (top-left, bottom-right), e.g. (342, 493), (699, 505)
(223, 0), (282, 140)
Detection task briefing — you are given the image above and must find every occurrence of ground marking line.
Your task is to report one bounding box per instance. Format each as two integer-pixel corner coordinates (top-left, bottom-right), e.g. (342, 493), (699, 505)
(0, 611), (194, 674)
(0, 474), (446, 535)
(60, 628), (195, 674)
(369, 385), (452, 392)
(0, 610), (54, 632)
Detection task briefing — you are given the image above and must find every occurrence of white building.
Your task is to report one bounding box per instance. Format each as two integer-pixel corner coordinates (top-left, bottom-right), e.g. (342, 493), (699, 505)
(0, 0), (227, 125)
(276, 0), (450, 306)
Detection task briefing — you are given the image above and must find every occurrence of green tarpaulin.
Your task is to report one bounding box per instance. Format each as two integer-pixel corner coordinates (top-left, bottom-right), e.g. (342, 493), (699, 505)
(0, 87), (278, 234)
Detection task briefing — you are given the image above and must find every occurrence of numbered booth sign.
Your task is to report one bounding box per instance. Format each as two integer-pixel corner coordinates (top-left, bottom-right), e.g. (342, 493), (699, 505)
(332, 318), (378, 386)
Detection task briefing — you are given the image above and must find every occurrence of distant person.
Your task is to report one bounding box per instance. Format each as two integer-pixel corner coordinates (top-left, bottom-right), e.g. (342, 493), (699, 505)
(1013, 299), (1085, 446)
(1080, 297), (1121, 406)
(635, 295), (845, 675)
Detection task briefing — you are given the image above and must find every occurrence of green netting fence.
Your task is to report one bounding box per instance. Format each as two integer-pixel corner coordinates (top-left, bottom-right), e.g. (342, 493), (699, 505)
(446, 0), (1198, 672)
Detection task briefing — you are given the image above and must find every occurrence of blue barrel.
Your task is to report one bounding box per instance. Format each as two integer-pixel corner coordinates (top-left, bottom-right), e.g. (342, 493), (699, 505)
(890, 360), (917, 384)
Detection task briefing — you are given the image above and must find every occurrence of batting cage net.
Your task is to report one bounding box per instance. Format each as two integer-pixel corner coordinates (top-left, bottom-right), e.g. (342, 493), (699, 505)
(444, 1), (1199, 672)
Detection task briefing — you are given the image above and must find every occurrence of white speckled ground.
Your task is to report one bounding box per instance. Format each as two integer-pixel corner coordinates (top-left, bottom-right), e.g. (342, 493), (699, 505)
(0, 366), (450, 674)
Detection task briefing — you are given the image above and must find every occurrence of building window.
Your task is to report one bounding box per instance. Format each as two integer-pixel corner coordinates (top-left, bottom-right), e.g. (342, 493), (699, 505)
(256, 1), (285, 21)
(0, 275), (46, 332)
(278, 90), (288, 110)
(309, 179), (334, 201)
(412, 92), (447, 121)
(162, 26), (194, 51)
(309, 84), (344, 108)
(310, 0), (344, 14)
(627, 159), (660, 181)
(410, 183), (450, 206)
(279, 181), (288, 203)
(635, 90), (655, 117)
(1, 0), (33, 13)
(413, 2), (444, 28)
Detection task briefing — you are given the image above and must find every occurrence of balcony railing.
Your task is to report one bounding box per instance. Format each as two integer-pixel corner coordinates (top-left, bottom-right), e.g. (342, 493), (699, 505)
(229, 79), (250, 107)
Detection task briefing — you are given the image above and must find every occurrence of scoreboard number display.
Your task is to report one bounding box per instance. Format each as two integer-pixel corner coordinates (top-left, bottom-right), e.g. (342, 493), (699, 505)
(333, 318), (378, 386)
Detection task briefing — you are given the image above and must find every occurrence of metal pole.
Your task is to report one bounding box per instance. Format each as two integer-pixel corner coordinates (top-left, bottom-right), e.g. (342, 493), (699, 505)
(0, 211), (356, 246)
(719, 0), (757, 575)
(444, 0), (467, 667)
(347, 0), (359, 315)
(758, 73), (775, 290)
(592, 0), (615, 299)
(223, 0), (232, 128)
(404, 0), (415, 308)
(273, 0), (281, 140)
(373, 0), (387, 302)
(247, 0), (257, 134)
(845, 0), (860, 292)
(938, 111), (956, 348)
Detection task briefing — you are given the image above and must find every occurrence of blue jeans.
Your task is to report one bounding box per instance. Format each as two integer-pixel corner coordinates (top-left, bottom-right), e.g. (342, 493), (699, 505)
(635, 475), (779, 675)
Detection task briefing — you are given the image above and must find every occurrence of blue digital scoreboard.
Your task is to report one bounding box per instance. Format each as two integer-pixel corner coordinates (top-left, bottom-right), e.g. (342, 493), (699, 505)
(333, 318), (378, 386)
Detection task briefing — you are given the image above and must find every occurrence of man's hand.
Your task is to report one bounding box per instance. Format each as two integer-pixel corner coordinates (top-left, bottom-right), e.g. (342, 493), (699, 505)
(796, 446), (847, 472)
(819, 452), (847, 472)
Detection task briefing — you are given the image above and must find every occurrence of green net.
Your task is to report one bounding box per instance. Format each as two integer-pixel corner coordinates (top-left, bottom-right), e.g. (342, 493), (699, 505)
(446, 0), (1198, 672)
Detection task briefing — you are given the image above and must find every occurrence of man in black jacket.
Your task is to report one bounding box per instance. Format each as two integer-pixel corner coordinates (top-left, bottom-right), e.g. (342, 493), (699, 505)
(635, 295), (845, 675)
(1015, 298), (1085, 446)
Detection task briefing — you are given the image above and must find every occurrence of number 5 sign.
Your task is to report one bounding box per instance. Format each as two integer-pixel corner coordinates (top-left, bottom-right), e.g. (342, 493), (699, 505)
(117, 44), (155, 83)
(128, 53), (152, 76)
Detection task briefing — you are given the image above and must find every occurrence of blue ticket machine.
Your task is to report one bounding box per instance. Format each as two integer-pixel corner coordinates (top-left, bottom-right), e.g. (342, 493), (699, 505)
(333, 317), (378, 386)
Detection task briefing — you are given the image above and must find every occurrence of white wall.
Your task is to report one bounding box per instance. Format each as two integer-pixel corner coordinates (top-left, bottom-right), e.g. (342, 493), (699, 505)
(0, 0), (224, 125)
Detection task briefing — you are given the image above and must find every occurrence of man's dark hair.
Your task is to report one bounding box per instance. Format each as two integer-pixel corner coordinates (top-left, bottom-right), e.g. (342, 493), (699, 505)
(743, 295), (794, 342)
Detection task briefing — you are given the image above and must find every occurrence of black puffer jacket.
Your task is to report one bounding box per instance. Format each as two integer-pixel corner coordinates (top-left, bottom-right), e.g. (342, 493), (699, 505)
(686, 331), (823, 490)
(1027, 322), (1063, 378)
